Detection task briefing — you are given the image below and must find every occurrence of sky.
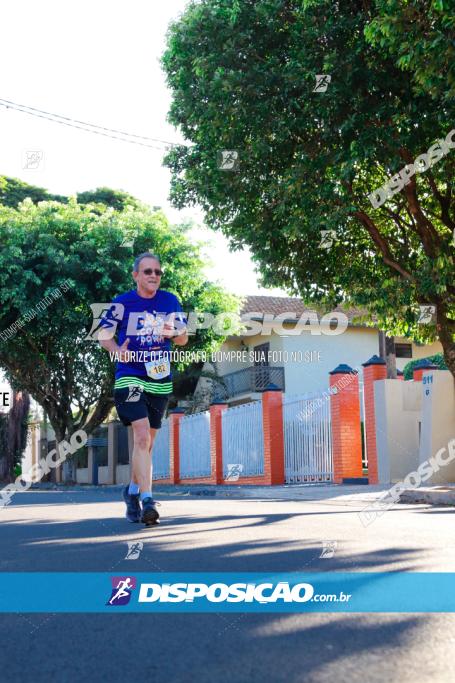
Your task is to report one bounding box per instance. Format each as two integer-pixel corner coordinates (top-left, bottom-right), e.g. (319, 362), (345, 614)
(0, 0), (287, 298)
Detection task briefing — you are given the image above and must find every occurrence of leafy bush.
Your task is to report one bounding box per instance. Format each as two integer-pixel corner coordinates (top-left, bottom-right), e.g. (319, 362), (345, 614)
(403, 353), (447, 381)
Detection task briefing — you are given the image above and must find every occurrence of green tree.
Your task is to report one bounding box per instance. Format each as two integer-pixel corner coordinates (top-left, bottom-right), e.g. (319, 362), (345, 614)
(0, 413), (8, 480)
(0, 390), (30, 481)
(0, 176), (67, 207)
(0, 176), (141, 212)
(6, 390), (30, 480)
(0, 199), (238, 451)
(162, 0), (455, 376)
(76, 187), (142, 212)
(365, 0), (455, 102)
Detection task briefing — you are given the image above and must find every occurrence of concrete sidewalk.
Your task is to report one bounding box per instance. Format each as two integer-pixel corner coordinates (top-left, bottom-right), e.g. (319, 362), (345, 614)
(25, 480), (455, 507)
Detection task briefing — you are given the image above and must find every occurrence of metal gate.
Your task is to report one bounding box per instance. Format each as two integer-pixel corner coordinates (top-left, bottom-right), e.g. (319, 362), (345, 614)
(179, 411), (211, 478)
(222, 401), (264, 477)
(359, 377), (368, 471)
(283, 392), (333, 483)
(152, 418), (170, 480)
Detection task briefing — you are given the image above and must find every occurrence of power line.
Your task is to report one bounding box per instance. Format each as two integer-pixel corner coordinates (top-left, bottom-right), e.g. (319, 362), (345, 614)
(0, 97), (187, 150)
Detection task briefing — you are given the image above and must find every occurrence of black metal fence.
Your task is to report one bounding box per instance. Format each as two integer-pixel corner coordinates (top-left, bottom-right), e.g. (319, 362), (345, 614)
(213, 366), (285, 400)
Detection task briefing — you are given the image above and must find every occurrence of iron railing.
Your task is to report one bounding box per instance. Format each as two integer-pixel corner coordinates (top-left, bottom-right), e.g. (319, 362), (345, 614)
(213, 366), (285, 400)
(179, 411), (211, 478)
(222, 401), (264, 477)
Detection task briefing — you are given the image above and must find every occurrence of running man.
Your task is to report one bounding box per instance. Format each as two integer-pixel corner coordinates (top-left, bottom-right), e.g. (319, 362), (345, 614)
(90, 304), (123, 338)
(109, 577), (134, 604)
(99, 252), (188, 525)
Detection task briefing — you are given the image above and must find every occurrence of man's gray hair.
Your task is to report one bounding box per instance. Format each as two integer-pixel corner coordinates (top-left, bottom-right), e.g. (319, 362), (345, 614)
(133, 252), (161, 272)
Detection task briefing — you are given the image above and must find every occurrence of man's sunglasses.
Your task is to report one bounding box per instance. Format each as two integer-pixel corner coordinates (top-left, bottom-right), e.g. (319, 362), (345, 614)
(141, 268), (163, 276)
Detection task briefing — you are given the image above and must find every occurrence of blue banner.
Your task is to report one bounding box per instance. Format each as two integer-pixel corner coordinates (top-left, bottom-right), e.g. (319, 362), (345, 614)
(0, 572), (454, 613)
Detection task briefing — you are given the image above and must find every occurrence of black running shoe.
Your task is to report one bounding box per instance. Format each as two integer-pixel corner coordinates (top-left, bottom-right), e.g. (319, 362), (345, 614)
(122, 486), (141, 523)
(141, 498), (160, 526)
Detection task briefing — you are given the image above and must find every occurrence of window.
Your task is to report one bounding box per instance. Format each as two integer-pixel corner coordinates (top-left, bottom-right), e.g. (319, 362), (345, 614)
(395, 343), (412, 358)
(253, 343), (270, 390)
(253, 342), (270, 366)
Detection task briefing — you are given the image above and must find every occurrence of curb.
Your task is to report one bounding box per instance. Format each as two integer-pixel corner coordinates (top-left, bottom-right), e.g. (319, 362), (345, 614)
(399, 487), (455, 506)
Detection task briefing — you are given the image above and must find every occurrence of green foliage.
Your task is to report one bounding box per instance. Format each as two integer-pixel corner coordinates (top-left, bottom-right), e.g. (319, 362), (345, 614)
(403, 352), (447, 380)
(0, 199), (238, 439)
(0, 176), (142, 213)
(0, 412), (8, 479)
(76, 187), (143, 212)
(0, 176), (67, 208)
(365, 0), (455, 101)
(162, 0), (455, 375)
(0, 390), (30, 479)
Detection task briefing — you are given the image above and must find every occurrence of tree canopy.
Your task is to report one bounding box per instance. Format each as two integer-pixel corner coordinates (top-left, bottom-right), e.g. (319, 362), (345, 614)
(0, 199), (238, 443)
(0, 175), (141, 212)
(162, 0), (455, 375)
(365, 0), (455, 102)
(75, 187), (143, 212)
(0, 176), (67, 207)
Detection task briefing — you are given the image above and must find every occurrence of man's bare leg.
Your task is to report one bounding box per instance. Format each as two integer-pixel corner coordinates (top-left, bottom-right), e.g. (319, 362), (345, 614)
(131, 418), (152, 492)
(149, 427), (158, 483)
(130, 419), (160, 525)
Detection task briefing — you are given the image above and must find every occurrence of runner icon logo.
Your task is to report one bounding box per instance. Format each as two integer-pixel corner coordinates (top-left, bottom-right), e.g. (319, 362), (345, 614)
(107, 576), (137, 606)
(226, 463), (244, 481)
(217, 150), (239, 171)
(125, 386), (143, 403)
(320, 541), (338, 559)
(125, 542), (143, 560)
(86, 303), (125, 341)
(314, 75), (331, 92)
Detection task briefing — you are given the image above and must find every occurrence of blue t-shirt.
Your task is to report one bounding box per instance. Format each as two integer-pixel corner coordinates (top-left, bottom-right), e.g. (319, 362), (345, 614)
(108, 289), (186, 380)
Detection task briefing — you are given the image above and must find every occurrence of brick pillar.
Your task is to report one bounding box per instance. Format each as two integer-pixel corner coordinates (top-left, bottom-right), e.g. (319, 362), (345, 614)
(329, 364), (363, 484)
(413, 361), (440, 382)
(362, 355), (387, 485)
(210, 402), (228, 484)
(107, 422), (118, 485)
(262, 384), (285, 485)
(169, 409), (185, 484)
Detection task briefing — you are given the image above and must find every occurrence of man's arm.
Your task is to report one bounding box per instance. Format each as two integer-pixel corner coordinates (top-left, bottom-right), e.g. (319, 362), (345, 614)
(161, 322), (188, 346)
(162, 309), (189, 347)
(99, 337), (131, 361)
(172, 330), (188, 346)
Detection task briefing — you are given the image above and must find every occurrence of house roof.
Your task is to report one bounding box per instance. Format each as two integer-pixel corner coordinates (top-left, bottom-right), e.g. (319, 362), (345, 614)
(239, 295), (373, 326)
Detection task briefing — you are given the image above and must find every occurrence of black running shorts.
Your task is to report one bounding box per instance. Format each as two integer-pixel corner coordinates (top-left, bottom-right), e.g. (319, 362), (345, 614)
(114, 385), (169, 429)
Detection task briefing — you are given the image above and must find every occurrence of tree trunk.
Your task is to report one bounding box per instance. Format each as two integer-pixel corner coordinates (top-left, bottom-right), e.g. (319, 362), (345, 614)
(52, 424), (66, 484)
(6, 390), (30, 480)
(378, 332), (397, 379)
(439, 328), (455, 378)
(436, 305), (455, 379)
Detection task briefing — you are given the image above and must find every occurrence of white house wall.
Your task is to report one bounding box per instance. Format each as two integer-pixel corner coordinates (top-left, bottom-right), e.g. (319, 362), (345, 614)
(216, 328), (443, 397)
(280, 326), (377, 394)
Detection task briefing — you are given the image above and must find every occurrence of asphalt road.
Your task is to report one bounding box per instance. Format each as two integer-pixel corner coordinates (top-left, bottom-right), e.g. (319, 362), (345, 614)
(1, 486), (454, 683)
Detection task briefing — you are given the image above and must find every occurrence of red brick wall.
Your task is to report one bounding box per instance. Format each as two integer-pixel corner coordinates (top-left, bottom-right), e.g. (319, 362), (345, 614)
(210, 403), (227, 484)
(169, 411), (184, 484)
(329, 371), (363, 483)
(262, 390), (285, 485)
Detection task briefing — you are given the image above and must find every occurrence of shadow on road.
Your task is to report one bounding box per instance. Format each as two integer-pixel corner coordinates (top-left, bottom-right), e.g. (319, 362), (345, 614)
(0, 491), (447, 683)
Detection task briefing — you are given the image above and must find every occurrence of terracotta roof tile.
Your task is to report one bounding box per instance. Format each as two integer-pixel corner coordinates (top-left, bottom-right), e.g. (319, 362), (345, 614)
(239, 295), (374, 326)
